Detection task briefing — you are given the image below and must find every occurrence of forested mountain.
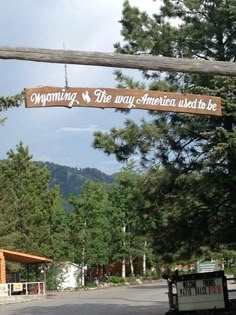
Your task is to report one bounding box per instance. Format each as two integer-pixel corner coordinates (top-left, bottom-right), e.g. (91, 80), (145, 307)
(42, 162), (113, 210)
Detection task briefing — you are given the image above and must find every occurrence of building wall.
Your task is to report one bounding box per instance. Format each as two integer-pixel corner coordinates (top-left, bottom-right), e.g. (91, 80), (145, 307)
(0, 252), (6, 283)
(59, 264), (80, 290)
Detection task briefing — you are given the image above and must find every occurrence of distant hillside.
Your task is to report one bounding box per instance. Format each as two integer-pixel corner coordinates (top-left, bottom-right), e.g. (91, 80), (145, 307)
(43, 162), (113, 211)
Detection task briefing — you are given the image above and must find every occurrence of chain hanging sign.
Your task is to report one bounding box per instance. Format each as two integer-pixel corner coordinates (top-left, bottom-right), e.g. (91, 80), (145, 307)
(25, 86), (222, 116)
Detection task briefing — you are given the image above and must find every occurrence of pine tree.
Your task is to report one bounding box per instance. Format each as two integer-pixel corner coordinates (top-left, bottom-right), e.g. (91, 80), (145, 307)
(0, 160), (18, 249)
(93, 0), (236, 261)
(48, 186), (69, 261)
(0, 142), (65, 258)
(0, 92), (23, 126)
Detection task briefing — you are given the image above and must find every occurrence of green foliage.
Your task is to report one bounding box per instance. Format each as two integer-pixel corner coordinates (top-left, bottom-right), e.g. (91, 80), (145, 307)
(4, 0), (236, 269)
(93, 0), (236, 263)
(46, 263), (64, 291)
(0, 92), (23, 112)
(109, 164), (145, 263)
(0, 94), (155, 277)
(0, 142), (153, 278)
(0, 142), (66, 259)
(0, 92), (24, 132)
(68, 181), (113, 267)
(0, 117), (6, 126)
(142, 269), (161, 281)
(107, 276), (125, 284)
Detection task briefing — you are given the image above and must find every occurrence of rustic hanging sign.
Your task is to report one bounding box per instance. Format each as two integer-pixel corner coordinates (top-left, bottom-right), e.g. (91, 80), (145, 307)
(25, 86), (222, 116)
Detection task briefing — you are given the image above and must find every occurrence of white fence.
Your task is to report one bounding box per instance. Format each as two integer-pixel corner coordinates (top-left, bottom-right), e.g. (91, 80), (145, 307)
(0, 282), (45, 297)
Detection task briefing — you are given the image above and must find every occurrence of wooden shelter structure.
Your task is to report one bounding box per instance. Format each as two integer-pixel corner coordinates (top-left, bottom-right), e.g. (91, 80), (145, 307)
(0, 248), (52, 283)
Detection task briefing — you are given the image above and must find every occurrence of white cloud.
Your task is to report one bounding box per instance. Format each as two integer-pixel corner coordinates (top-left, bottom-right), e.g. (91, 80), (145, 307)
(129, 0), (161, 14)
(57, 124), (106, 133)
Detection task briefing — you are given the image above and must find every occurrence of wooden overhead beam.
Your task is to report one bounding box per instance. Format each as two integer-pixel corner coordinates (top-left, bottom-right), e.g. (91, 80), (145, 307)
(0, 46), (235, 76)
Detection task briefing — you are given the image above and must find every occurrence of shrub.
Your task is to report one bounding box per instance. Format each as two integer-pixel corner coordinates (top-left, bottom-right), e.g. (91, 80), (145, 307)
(46, 263), (64, 291)
(107, 276), (125, 284)
(142, 270), (161, 280)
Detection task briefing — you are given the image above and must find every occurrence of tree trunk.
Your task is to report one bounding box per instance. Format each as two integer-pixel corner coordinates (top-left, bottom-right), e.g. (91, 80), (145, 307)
(81, 220), (87, 286)
(130, 256), (134, 277)
(143, 240), (147, 276)
(122, 224), (126, 279)
(122, 258), (126, 279)
(96, 265), (99, 285)
(81, 244), (85, 286)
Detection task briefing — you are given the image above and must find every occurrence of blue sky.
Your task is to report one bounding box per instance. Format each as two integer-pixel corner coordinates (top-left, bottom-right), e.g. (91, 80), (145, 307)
(0, 0), (158, 174)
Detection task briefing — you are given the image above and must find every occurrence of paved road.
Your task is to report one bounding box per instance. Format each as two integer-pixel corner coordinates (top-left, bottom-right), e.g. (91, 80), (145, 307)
(0, 282), (169, 315)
